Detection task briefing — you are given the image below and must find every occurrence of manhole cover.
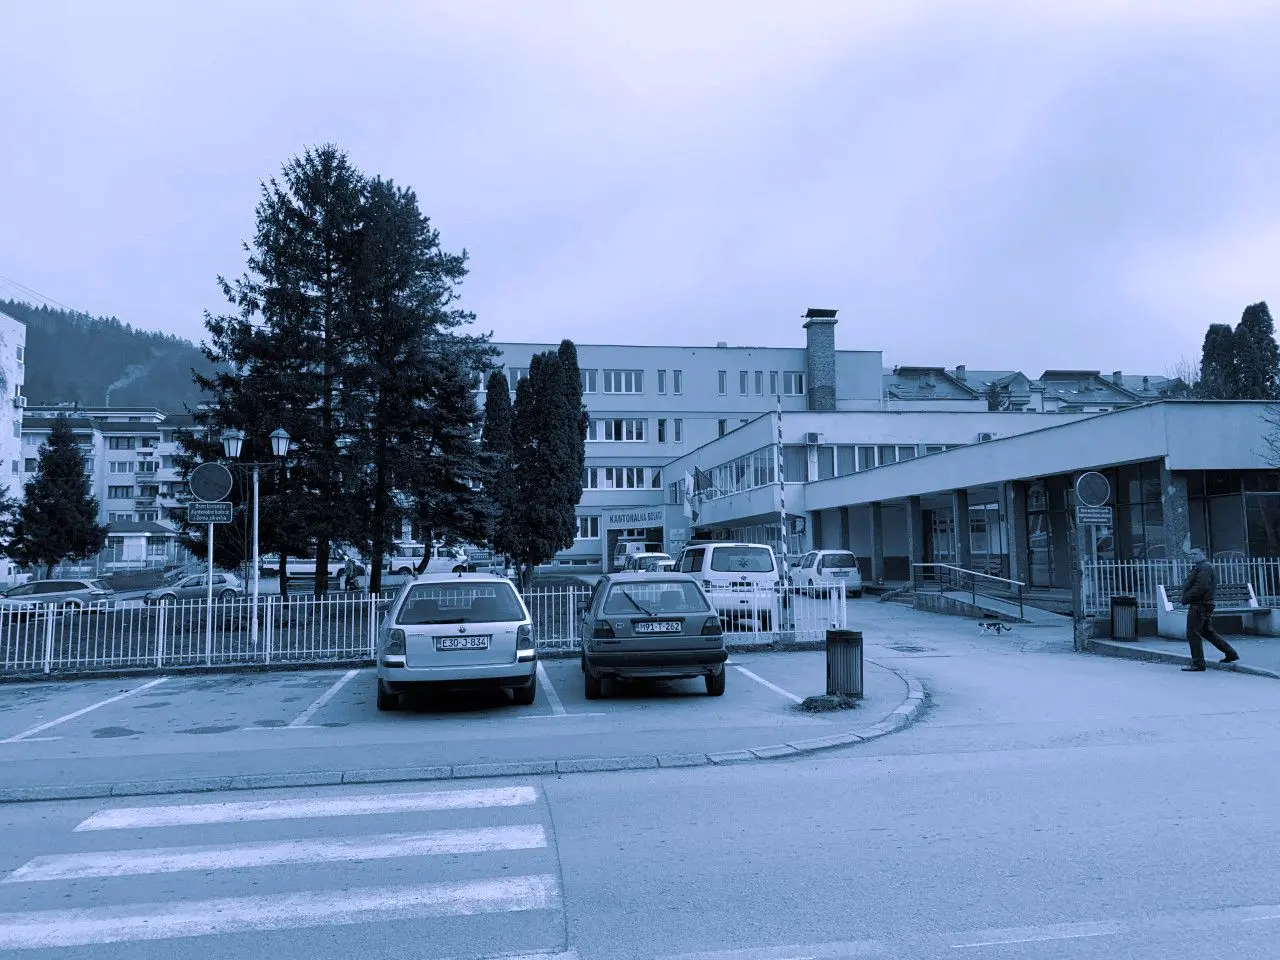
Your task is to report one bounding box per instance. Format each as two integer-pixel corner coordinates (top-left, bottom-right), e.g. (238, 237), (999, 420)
(889, 644), (930, 653)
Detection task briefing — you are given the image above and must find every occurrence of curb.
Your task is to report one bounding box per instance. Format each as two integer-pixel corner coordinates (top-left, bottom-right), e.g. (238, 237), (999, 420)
(1086, 639), (1280, 680)
(0, 666), (928, 805)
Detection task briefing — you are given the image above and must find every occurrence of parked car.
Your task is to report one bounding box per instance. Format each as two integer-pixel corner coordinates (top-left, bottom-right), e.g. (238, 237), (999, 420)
(675, 541), (785, 631)
(382, 543), (469, 577)
(792, 549), (864, 598)
(375, 572), (537, 711)
(145, 572), (244, 605)
(612, 539), (663, 571)
(259, 553), (364, 585)
(577, 572), (727, 699)
(623, 551), (671, 572)
(0, 578), (116, 612)
(645, 559), (677, 573)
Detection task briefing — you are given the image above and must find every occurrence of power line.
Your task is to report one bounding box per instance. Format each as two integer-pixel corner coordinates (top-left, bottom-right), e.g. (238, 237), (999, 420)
(0, 274), (82, 314)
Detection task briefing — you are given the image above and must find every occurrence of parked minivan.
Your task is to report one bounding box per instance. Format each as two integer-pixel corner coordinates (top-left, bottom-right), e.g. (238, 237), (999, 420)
(675, 542), (783, 631)
(792, 549), (864, 598)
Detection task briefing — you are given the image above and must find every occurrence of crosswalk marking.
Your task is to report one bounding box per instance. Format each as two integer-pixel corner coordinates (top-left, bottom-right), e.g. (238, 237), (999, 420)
(5, 824), (548, 883)
(0, 874), (561, 950)
(75, 784), (538, 831)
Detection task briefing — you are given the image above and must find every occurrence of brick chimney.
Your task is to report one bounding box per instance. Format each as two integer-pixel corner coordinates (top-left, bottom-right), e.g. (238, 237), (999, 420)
(955, 364), (967, 381)
(1111, 370), (1123, 386)
(803, 308), (838, 411)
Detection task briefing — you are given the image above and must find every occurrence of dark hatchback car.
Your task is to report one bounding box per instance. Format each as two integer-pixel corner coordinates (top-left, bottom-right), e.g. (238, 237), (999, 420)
(577, 572), (728, 699)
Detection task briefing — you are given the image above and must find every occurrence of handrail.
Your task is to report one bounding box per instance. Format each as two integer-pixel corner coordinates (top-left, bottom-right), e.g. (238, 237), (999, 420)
(910, 563), (1026, 588)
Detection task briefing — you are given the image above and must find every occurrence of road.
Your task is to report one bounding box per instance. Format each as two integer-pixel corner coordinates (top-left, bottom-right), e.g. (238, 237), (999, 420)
(0, 603), (1277, 958)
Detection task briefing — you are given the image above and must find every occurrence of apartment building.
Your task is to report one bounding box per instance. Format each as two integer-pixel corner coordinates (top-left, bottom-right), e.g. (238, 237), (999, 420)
(0, 310), (26, 580)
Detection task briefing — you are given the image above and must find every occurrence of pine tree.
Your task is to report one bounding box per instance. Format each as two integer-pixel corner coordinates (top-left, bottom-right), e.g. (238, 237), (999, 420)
(10, 417), (108, 577)
(984, 382), (1007, 411)
(1235, 301), (1280, 400)
(555, 340), (589, 525)
(480, 370), (516, 561)
(1197, 324), (1237, 399)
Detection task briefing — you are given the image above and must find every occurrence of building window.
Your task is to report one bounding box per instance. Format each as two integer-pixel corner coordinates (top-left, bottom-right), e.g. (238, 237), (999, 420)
(108, 512), (133, 523)
(877, 445), (897, 466)
(657, 419), (667, 443)
(576, 516), (600, 540)
(857, 446), (876, 471)
(672, 370), (683, 394)
(507, 367), (529, 392)
(718, 419), (727, 437)
(782, 372), (805, 395)
(147, 539), (167, 556)
(597, 418), (645, 441)
(108, 485), (134, 499)
(657, 370), (666, 394)
(137, 511), (158, 523)
(717, 371), (727, 395)
(15, 345), (23, 363)
(8, 460), (16, 474)
(109, 461), (135, 474)
(836, 446), (856, 476)
(11, 422), (17, 439)
(583, 468), (599, 490)
(754, 371), (764, 395)
(782, 445), (808, 482)
(603, 369), (643, 393)
(925, 445), (946, 455)
(898, 445), (917, 460)
(137, 460), (158, 474)
(739, 371), (748, 395)
(580, 369), (597, 393)
(673, 419), (683, 442)
(603, 467), (643, 489)
(650, 469), (662, 489)
(108, 437), (135, 450)
(770, 371), (779, 395)
(584, 420), (599, 441)
(24, 458), (36, 473)
(818, 447), (835, 480)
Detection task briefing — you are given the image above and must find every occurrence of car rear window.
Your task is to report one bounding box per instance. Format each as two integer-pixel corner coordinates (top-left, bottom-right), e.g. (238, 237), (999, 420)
(819, 553), (858, 569)
(709, 547), (774, 573)
(397, 582), (525, 625)
(604, 581), (710, 616)
(90, 580), (112, 591)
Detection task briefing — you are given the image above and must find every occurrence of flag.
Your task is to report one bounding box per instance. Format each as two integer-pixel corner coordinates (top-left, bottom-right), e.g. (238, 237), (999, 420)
(682, 472), (694, 520)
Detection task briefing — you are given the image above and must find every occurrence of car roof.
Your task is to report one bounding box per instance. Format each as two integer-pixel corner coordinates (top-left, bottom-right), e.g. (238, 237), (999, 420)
(685, 542), (772, 550)
(603, 571), (698, 583)
(408, 571), (512, 585)
(814, 548), (855, 554)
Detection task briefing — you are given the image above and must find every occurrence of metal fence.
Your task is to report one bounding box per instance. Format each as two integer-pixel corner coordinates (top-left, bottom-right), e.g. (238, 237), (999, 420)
(1082, 558), (1280, 615)
(0, 583), (848, 679)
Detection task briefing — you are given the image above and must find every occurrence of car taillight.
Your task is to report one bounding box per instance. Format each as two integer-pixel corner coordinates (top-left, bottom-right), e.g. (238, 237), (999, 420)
(701, 616), (722, 636)
(592, 620), (615, 639)
(516, 624), (535, 659)
(384, 628), (406, 656)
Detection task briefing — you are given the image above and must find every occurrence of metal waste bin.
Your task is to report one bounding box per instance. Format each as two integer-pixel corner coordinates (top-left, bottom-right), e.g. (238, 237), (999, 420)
(826, 629), (864, 698)
(1110, 594), (1138, 640)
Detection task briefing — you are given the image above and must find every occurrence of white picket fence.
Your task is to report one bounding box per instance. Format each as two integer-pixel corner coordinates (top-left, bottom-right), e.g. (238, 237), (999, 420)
(1082, 558), (1280, 616)
(0, 584), (848, 678)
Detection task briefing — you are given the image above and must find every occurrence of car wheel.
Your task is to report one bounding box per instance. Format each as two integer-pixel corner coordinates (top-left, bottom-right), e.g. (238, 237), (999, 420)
(511, 674), (537, 706)
(376, 679), (401, 712)
(217, 589), (236, 601)
(705, 668), (726, 697)
(61, 600), (83, 613)
(584, 665), (604, 700)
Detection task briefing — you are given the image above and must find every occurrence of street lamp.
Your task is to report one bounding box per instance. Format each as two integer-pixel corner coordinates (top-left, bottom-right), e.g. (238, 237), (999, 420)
(220, 426), (292, 650)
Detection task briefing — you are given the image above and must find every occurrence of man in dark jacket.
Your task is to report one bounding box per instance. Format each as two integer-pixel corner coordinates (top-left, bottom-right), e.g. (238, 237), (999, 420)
(1179, 548), (1240, 671)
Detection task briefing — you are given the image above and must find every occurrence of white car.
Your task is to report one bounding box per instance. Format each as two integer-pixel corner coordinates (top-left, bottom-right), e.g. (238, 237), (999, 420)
(793, 549), (864, 598)
(623, 552), (671, 572)
(375, 573), (537, 710)
(675, 542), (784, 632)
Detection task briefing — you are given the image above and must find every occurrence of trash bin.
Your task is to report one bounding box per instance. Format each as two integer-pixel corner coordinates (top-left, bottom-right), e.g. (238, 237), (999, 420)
(1110, 595), (1138, 640)
(826, 629), (864, 698)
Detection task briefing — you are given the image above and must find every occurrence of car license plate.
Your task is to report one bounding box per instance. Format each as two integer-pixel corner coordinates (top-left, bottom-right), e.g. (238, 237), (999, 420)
(435, 636), (490, 651)
(635, 621), (681, 634)
(831, 571), (848, 578)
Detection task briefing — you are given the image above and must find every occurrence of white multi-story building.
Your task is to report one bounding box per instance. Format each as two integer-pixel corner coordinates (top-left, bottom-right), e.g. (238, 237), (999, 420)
(0, 310), (27, 580)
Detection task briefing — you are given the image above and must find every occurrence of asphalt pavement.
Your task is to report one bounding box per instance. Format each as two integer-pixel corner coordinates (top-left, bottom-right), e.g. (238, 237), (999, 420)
(1, 601), (1278, 958)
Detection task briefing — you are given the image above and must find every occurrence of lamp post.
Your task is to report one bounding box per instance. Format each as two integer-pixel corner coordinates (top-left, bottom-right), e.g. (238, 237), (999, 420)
(220, 427), (292, 650)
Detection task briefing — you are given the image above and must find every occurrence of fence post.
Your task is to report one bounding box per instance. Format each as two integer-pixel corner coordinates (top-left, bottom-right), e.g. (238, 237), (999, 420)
(42, 604), (55, 675)
(155, 601), (166, 669)
(368, 595), (377, 660)
(264, 595), (274, 665)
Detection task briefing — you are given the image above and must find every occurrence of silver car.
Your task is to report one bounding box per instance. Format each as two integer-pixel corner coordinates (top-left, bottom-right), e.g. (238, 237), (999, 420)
(376, 573), (537, 710)
(0, 578), (116, 612)
(145, 572), (244, 604)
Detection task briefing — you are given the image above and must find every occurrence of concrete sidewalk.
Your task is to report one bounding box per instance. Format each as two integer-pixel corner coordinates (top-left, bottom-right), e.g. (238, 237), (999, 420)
(1088, 634), (1280, 678)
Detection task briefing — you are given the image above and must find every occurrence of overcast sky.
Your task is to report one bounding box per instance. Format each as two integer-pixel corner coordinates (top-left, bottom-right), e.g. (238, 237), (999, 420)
(3, 0), (1279, 374)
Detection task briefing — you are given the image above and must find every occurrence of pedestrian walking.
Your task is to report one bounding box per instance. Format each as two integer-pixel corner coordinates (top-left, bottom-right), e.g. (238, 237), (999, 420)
(1179, 548), (1240, 672)
(343, 556), (357, 593)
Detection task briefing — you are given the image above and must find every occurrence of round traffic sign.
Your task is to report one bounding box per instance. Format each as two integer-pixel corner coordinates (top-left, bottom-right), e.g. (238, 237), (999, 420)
(1075, 471), (1111, 508)
(190, 462), (234, 503)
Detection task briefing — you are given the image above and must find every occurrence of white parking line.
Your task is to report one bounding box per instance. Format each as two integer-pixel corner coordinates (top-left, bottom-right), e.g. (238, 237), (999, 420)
(536, 662), (566, 716)
(949, 920), (1124, 948)
(287, 669), (360, 728)
(0, 679), (168, 743)
(732, 665), (803, 704)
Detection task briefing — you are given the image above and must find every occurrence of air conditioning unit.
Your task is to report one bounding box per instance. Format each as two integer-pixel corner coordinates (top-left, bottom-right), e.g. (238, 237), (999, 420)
(977, 432), (995, 442)
(804, 432), (822, 444)
(12, 396), (26, 409)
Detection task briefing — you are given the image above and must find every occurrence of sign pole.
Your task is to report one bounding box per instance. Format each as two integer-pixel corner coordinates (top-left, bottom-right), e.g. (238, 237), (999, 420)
(205, 522), (214, 665)
(251, 464), (260, 650)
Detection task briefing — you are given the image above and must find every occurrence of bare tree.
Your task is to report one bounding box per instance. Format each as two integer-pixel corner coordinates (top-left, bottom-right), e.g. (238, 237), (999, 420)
(1165, 357), (1199, 398)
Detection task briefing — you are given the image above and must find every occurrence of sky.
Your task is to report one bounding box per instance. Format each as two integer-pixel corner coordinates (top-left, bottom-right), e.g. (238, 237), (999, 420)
(3, 0), (1280, 375)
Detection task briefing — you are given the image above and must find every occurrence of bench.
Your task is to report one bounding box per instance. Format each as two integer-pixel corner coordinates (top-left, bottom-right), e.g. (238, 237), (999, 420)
(1156, 582), (1279, 639)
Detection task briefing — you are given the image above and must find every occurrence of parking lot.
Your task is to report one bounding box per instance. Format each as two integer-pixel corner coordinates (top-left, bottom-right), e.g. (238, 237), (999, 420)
(0, 651), (906, 792)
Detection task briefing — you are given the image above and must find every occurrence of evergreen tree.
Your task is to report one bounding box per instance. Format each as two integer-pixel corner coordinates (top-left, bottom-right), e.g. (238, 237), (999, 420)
(556, 340), (590, 508)
(10, 417), (108, 576)
(506, 352), (585, 589)
(1197, 324), (1237, 399)
(194, 145), (366, 595)
(480, 370), (516, 561)
(1235, 301), (1280, 400)
(984, 381), (1007, 411)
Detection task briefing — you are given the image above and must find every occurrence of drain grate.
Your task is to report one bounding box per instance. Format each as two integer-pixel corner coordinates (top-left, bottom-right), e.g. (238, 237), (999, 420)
(889, 644), (931, 653)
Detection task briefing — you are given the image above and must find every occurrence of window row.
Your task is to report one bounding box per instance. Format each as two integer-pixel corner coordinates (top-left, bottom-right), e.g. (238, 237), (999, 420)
(586, 417), (684, 442)
(717, 369), (805, 397)
(506, 367), (683, 395)
(582, 466), (664, 490)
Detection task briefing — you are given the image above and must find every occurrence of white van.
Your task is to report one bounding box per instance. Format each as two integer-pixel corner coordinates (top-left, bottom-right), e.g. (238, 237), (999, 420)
(675, 542), (783, 631)
(613, 539), (662, 571)
(383, 543), (468, 577)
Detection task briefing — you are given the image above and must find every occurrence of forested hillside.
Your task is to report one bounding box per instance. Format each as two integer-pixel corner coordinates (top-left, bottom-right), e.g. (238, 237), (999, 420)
(1, 300), (215, 412)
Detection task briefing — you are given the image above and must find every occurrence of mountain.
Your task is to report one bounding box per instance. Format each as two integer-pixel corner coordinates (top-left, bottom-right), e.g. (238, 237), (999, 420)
(2, 300), (217, 413)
